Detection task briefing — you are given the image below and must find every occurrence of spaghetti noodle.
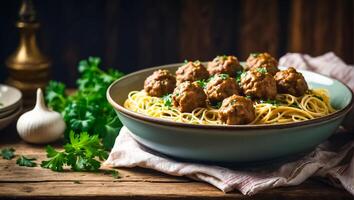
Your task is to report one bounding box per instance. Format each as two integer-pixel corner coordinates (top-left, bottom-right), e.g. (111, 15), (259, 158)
(123, 88), (335, 125)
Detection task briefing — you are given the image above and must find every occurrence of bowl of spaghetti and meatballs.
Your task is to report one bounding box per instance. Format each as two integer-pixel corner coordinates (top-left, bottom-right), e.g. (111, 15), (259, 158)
(107, 54), (353, 163)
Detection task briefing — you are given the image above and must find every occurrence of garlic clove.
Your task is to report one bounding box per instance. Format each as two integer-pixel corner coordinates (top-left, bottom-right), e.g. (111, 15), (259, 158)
(16, 88), (66, 144)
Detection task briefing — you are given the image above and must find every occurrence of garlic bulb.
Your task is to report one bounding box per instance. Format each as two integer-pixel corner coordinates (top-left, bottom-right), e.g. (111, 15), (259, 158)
(17, 88), (66, 144)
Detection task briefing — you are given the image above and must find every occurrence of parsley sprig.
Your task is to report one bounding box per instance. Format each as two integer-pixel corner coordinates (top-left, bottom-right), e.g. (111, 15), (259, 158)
(162, 94), (173, 107)
(41, 131), (108, 172)
(16, 156), (37, 167)
(45, 57), (124, 150)
(1, 148), (15, 160)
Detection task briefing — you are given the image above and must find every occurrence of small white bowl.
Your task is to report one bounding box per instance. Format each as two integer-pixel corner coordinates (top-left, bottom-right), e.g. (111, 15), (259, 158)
(0, 102), (22, 118)
(0, 84), (22, 113)
(0, 105), (23, 130)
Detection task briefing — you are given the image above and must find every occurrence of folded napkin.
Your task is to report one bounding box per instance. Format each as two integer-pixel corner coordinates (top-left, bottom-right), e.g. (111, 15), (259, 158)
(105, 52), (354, 195)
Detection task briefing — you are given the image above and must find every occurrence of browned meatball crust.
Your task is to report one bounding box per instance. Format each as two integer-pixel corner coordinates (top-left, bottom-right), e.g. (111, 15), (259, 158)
(176, 61), (209, 84)
(274, 67), (308, 96)
(218, 95), (255, 125)
(144, 69), (176, 97)
(245, 53), (279, 75)
(240, 69), (277, 99)
(172, 81), (207, 112)
(205, 74), (240, 103)
(207, 55), (243, 76)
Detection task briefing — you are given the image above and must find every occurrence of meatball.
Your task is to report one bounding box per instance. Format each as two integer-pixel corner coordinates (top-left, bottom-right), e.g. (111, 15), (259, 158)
(274, 67), (308, 96)
(176, 61), (209, 84)
(172, 81), (207, 112)
(207, 55), (243, 76)
(144, 69), (176, 97)
(240, 69), (277, 99)
(205, 74), (240, 103)
(245, 53), (279, 75)
(218, 95), (255, 125)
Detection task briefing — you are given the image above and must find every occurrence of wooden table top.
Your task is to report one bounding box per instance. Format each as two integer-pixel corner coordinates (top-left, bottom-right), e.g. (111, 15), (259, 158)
(0, 123), (352, 200)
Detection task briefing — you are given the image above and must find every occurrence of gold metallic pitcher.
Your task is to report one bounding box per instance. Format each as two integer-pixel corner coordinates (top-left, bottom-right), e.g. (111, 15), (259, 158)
(6, 0), (50, 108)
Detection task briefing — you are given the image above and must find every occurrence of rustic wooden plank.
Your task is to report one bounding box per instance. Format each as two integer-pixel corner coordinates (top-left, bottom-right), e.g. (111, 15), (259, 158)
(0, 124), (353, 199)
(239, 0), (280, 60)
(0, 139), (189, 183)
(0, 180), (351, 200)
(179, 0), (216, 61)
(289, 0), (354, 63)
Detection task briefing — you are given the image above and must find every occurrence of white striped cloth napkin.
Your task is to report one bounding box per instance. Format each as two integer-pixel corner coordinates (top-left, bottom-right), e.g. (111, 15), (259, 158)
(105, 52), (354, 195)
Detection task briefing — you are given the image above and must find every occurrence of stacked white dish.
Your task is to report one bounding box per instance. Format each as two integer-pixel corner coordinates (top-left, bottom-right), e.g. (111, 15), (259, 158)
(0, 84), (23, 130)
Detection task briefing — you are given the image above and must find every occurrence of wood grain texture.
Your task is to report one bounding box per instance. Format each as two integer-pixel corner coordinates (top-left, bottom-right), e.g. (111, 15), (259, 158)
(0, 124), (353, 200)
(289, 0), (354, 61)
(0, 0), (353, 86)
(239, 0), (280, 60)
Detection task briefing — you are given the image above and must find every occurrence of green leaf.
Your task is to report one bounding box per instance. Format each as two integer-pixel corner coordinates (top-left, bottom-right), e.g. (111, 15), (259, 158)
(16, 156), (37, 167)
(260, 99), (280, 106)
(219, 74), (229, 80)
(45, 81), (67, 112)
(162, 94), (172, 107)
(195, 79), (208, 89)
(256, 67), (267, 74)
(42, 131), (108, 172)
(250, 53), (260, 57)
(211, 101), (222, 109)
(44, 57), (125, 173)
(41, 145), (67, 172)
(290, 103), (300, 109)
(314, 95), (323, 101)
(236, 71), (245, 83)
(1, 148), (15, 160)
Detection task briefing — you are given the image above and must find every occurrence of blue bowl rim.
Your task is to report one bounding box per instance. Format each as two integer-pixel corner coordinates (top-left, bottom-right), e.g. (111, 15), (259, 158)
(107, 63), (353, 130)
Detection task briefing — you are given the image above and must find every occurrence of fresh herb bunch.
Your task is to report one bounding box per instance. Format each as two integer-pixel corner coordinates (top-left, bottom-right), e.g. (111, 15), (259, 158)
(45, 57), (124, 149)
(41, 131), (108, 172)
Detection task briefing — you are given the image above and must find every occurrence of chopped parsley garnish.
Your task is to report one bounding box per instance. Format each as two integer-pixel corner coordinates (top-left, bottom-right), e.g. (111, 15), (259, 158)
(162, 94), (172, 107)
(314, 95), (323, 101)
(211, 101), (222, 109)
(230, 99), (237, 105)
(193, 60), (201, 65)
(218, 55), (228, 60)
(290, 103), (300, 109)
(236, 71), (245, 83)
(245, 95), (252, 99)
(219, 74), (229, 80)
(195, 79), (208, 89)
(260, 99), (280, 106)
(250, 53), (260, 57)
(1, 148), (15, 160)
(256, 67), (267, 74)
(16, 156), (37, 167)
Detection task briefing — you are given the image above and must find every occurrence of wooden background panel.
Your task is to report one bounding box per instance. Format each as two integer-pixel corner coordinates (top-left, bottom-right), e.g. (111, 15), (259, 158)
(239, 0), (280, 60)
(289, 0), (354, 60)
(0, 0), (353, 87)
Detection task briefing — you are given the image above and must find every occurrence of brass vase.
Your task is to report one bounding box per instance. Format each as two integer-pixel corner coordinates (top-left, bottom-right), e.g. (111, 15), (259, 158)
(5, 0), (50, 108)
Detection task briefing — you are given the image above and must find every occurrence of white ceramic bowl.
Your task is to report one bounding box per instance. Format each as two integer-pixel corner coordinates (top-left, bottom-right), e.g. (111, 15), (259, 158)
(0, 106), (23, 130)
(0, 84), (22, 113)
